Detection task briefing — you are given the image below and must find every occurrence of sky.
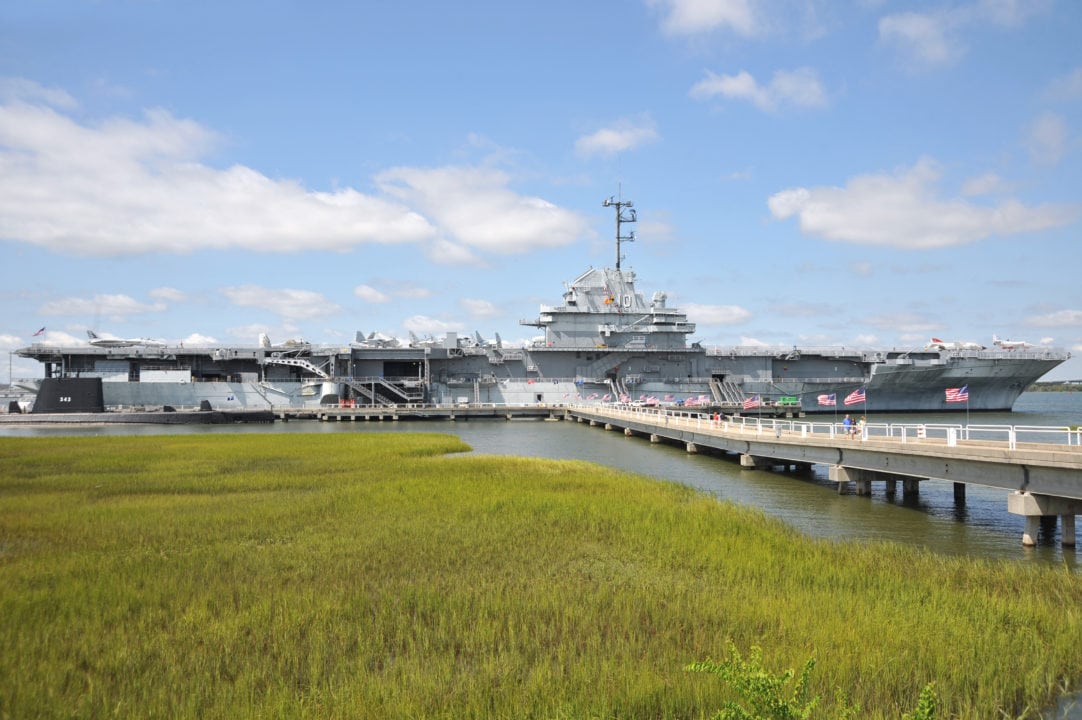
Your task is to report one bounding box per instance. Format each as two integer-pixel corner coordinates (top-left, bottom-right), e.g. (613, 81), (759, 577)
(1, 0), (1080, 382)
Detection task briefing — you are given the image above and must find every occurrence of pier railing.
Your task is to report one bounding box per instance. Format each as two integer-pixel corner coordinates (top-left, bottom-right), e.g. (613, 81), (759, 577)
(573, 403), (1082, 450)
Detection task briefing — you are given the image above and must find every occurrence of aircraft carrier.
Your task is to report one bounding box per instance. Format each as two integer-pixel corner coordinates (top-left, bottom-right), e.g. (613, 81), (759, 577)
(13, 198), (1069, 414)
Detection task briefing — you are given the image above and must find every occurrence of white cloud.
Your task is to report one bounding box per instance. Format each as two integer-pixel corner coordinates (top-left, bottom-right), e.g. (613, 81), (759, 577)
(649, 0), (757, 36)
(0, 77), (78, 109)
(0, 99), (436, 256)
(461, 298), (501, 319)
(767, 158), (1078, 249)
(690, 68), (826, 112)
(879, 11), (960, 68)
(1044, 67), (1082, 102)
(39, 293), (165, 317)
(376, 166), (588, 256)
(961, 172), (1010, 196)
(180, 332), (219, 346)
(1025, 112), (1069, 166)
(403, 315), (465, 335)
(1028, 309), (1082, 327)
(391, 283), (432, 299)
(222, 285), (340, 321)
(684, 303), (752, 325)
(575, 116), (660, 157)
(354, 285), (391, 303)
(879, 1), (1050, 69)
(149, 286), (186, 302)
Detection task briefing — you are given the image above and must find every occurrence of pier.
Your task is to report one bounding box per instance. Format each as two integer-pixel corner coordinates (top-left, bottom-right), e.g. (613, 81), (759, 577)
(566, 404), (1082, 548)
(277, 403), (565, 422)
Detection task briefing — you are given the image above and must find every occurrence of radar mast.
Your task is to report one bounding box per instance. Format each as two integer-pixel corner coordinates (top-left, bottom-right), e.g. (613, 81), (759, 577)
(602, 194), (636, 271)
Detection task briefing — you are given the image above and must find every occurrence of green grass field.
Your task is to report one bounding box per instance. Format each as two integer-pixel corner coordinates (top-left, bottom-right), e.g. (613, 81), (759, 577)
(1, 433), (1080, 718)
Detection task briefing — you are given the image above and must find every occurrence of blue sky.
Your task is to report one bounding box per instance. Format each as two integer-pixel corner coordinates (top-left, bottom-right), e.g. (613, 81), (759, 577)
(2, 0), (1080, 381)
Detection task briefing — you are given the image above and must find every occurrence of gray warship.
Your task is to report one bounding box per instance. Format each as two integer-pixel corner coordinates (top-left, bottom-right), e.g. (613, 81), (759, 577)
(14, 198), (1069, 414)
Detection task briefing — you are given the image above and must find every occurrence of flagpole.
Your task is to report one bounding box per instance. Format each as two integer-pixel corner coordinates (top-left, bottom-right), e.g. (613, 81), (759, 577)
(966, 391), (970, 436)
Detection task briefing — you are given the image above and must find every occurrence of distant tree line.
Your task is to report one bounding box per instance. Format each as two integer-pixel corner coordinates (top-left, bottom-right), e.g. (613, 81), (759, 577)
(1028, 381), (1081, 392)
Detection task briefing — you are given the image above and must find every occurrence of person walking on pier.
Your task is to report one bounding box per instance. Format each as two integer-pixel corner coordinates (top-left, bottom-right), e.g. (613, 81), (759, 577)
(843, 414), (853, 438)
(857, 415), (866, 440)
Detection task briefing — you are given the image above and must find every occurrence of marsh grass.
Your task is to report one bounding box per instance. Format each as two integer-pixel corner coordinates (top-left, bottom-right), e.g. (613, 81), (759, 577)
(1, 433), (1080, 718)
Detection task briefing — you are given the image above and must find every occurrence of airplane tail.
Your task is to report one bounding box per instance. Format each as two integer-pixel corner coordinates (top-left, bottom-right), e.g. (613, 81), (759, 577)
(259, 333), (271, 348)
(87, 330), (99, 340)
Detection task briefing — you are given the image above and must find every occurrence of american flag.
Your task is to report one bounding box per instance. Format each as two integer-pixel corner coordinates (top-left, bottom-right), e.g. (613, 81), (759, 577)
(587, 392), (599, 400)
(817, 393), (836, 406)
(945, 385), (969, 403)
(664, 394), (674, 402)
(601, 393), (611, 401)
(844, 387), (866, 406)
(32, 326), (45, 336)
(743, 394), (760, 410)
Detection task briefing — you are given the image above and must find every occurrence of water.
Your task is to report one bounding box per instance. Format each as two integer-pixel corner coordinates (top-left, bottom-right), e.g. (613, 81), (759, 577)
(4, 392), (1081, 716)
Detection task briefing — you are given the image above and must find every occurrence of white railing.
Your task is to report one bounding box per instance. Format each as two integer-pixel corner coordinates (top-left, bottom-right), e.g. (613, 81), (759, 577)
(569, 403), (1082, 450)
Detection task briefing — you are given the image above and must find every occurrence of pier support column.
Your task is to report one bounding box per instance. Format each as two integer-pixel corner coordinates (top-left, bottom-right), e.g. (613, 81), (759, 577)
(650, 434), (660, 443)
(1007, 492), (1082, 547)
(953, 482), (966, 505)
(829, 465), (854, 494)
(885, 479), (897, 495)
(604, 423), (613, 431)
(903, 478), (920, 496)
(740, 454), (770, 469)
(686, 442), (698, 454)
(624, 427), (634, 437)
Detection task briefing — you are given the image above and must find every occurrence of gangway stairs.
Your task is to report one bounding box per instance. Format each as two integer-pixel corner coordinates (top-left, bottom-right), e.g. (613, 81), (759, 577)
(710, 377), (744, 405)
(343, 377), (425, 406)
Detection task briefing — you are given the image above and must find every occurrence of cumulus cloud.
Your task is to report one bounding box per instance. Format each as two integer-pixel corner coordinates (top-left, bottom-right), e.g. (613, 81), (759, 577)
(0, 95), (434, 255)
(879, 1), (1051, 69)
(684, 303), (752, 325)
(354, 285), (391, 303)
(1028, 309), (1082, 327)
(690, 68), (827, 112)
(767, 158), (1078, 249)
(961, 172), (1011, 196)
(376, 166), (589, 255)
(461, 298), (501, 319)
(180, 333), (219, 346)
(1044, 67), (1082, 102)
(0, 81), (586, 262)
(879, 11), (960, 67)
(1025, 112), (1069, 166)
(222, 285), (340, 321)
(0, 77), (77, 108)
(403, 315), (465, 335)
(649, 0), (757, 36)
(574, 116), (660, 157)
